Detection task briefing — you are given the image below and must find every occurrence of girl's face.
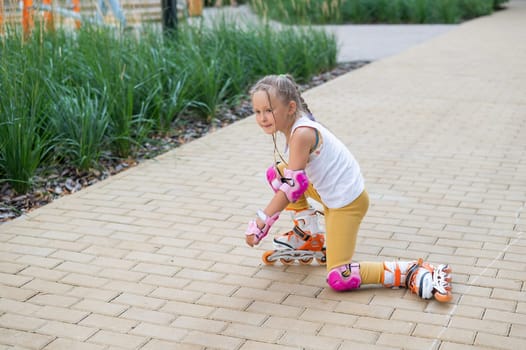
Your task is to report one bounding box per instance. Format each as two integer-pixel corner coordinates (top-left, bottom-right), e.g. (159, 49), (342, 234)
(252, 90), (295, 135)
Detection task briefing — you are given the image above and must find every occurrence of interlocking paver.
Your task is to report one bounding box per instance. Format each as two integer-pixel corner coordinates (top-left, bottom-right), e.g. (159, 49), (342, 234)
(376, 333), (438, 349)
(0, 327), (54, 349)
(73, 299), (129, 318)
(42, 338), (105, 350)
(279, 330), (342, 349)
(239, 341), (297, 350)
(129, 322), (187, 342)
(88, 330), (147, 348)
(1, 1), (526, 349)
(25, 292), (77, 307)
(318, 323), (379, 344)
(475, 332), (524, 350)
(79, 314), (137, 333)
(222, 322), (283, 344)
(37, 321), (97, 341)
(120, 307), (175, 325)
(449, 316), (509, 335)
(34, 305), (89, 323)
(181, 331), (243, 349)
(0, 314), (47, 332)
(140, 339), (203, 350)
(412, 324), (476, 345)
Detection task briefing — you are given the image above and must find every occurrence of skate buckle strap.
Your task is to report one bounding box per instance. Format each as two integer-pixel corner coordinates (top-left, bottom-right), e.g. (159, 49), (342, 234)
(293, 225), (311, 241)
(393, 262), (401, 287)
(405, 258), (423, 290)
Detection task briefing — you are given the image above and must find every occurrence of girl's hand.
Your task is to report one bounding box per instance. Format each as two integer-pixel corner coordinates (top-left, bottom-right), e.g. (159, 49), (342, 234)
(245, 212), (279, 247)
(245, 219), (264, 247)
(246, 234), (257, 247)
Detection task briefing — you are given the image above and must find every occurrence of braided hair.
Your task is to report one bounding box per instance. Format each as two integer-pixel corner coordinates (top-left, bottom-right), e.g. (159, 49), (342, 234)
(249, 74), (315, 165)
(249, 74), (314, 121)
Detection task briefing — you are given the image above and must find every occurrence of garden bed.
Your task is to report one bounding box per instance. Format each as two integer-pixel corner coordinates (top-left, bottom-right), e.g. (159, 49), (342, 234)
(0, 60), (369, 222)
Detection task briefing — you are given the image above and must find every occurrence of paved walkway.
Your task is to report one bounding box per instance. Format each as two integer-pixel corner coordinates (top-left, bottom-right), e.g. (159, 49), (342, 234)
(1, 1), (526, 349)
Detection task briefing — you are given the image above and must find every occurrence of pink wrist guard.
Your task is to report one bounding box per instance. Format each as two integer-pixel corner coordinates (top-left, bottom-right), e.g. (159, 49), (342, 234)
(245, 210), (280, 245)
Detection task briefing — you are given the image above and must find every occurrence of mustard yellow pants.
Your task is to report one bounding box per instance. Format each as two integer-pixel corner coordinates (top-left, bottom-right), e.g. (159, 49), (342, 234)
(285, 179), (384, 285)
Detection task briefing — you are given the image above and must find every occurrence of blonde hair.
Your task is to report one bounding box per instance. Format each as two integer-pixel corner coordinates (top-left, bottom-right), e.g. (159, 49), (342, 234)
(249, 74), (313, 120)
(250, 74), (314, 165)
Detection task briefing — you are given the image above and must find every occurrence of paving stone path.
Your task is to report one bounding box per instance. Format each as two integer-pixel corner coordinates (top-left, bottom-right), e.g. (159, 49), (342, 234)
(1, 1), (525, 349)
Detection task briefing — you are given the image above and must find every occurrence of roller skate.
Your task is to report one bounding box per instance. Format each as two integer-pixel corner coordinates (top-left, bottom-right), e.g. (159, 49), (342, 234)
(383, 258), (453, 302)
(262, 209), (326, 266)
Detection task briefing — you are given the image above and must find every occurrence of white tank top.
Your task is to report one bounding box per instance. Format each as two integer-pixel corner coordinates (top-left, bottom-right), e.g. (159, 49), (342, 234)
(288, 116), (364, 208)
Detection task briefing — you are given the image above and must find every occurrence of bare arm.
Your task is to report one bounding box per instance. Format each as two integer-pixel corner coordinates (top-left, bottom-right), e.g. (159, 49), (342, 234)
(246, 127), (316, 246)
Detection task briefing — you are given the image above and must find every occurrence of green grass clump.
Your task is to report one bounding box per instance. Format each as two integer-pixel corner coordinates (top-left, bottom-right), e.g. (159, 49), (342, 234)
(0, 19), (337, 194)
(249, 0), (508, 24)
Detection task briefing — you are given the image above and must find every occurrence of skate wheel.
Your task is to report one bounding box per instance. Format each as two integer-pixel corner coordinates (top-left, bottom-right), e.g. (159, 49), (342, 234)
(262, 251), (276, 265)
(299, 257), (313, 265)
(434, 291), (453, 303)
(280, 258), (295, 265)
(316, 256), (327, 265)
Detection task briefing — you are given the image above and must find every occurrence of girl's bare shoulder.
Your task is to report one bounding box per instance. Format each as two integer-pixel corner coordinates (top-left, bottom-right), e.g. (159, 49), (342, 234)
(290, 126), (317, 156)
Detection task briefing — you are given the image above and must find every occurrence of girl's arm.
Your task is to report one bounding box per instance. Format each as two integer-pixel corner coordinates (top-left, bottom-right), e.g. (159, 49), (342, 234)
(246, 127), (316, 247)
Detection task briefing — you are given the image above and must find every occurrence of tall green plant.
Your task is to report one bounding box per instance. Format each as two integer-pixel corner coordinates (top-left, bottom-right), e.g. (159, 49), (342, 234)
(50, 86), (110, 171)
(107, 81), (152, 158)
(438, 0), (462, 23)
(0, 72), (53, 193)
(132, 31), (202, 132)
(458, 0), (493, 19)
(0, 29), (56, 193)
(0, 18), (338, 195)
(72, 26), (150, 157)
(197, 59), (232, 122)
(243, 23), (288, 78)
(249, 0), (504, 24)
(203, 19), (255, 99)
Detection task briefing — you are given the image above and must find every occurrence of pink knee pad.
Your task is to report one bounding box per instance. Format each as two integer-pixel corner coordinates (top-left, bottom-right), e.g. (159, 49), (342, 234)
(327, 263), (361, 291)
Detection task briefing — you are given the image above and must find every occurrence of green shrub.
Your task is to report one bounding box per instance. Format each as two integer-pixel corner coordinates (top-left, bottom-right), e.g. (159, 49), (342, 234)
(0, 33), (55, 194)
(0, 69), (54, 194)
(458, 0), (493, 19)
(0, 18), (337, 194)
(249, 0), (507, 24)
(493, 0), (508, 8)
(49, 86), (110, 171)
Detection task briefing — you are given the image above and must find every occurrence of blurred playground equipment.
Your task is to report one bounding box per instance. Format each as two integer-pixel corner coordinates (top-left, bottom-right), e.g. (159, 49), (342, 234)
(0, 0), (195, 35)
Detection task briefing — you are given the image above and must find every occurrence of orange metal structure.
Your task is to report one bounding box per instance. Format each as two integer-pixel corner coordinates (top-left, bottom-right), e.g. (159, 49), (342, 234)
(42, 0), (55, 31)
(72, 0), (81, 29)
(19, 0), (82, 37)
(22, 0), (34, 37)
(0, 0), (4, 34)
(187, 0), (203, 17)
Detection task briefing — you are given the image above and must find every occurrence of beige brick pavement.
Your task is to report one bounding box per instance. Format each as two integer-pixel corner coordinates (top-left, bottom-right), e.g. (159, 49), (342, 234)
(1, 1), (526, 349)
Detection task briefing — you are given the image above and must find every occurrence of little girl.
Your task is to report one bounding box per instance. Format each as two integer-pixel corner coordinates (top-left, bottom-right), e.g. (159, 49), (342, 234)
(244, 74), (452, 302)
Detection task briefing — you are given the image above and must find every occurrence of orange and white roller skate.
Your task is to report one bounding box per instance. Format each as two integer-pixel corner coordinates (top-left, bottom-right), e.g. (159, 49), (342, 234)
(262, 209), (326, 266)
(383, 258), (453, 302)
